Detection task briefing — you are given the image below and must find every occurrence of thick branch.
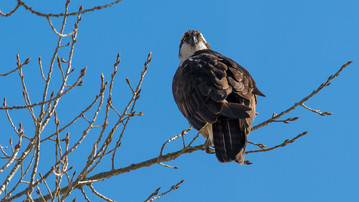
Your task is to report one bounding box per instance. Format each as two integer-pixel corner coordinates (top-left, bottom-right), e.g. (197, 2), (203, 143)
(32, 144), (207, 202)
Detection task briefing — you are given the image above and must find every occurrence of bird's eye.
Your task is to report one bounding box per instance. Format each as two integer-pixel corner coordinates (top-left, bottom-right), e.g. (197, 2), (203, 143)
(197, 35), (203, 40)
(183, 36), (188, 41)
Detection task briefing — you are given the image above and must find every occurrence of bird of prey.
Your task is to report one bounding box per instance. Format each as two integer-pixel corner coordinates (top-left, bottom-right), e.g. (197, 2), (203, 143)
(172, 30), (265, 164)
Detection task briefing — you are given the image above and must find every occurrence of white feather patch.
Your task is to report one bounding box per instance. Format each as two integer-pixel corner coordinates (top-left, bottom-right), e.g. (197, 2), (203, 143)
(179, 41), (208, 65)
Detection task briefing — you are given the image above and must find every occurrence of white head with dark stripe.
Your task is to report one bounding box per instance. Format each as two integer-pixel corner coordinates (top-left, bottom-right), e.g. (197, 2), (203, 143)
(179, 30), (211, 63)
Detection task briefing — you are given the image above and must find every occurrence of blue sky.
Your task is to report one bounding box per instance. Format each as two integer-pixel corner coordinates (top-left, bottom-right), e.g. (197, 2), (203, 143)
(1, 0), (359, 201)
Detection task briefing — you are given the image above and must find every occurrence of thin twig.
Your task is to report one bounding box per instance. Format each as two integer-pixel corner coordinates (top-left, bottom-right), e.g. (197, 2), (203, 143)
(41, 81), (106, 142)
(0, 138), (36, 196)
(246, 131), (309, 154)
(38, 56), (46, 81)
(144, 188), (160, 202)
(88, 184), (115, 202)
(60, 69), (107, 200)
(145, 180), (185, 202)
(158, 162), (178, 169)
(301, 103), (333, 116)
(0, 84), (79, 111)
(17, 0), (123, 18)
(5, 150), (36, 199)
(38, 173), (53, 200)
(94, 55), (119, 171)
(3, 99), (22, 136)
(80, 187), (91, 202)
(271, 117), (299, 124)
(252, 61), (353, 131)
(31, 143), (206, 202)
(0, 57), (30, 77)
(0, 129), (23, 174)
(41, 6), (83, 131)
(39, 0), (71, 118)
(17, 57), (37, 122)
(247, 141), (266, 149)
(110, 52), (151, 169)
(160, 127), (192, 156)
(74, 55), (120, 180)
(4, 78), (106, 201)
(0, 1), (21, 17)
(46, 16), (77, 37)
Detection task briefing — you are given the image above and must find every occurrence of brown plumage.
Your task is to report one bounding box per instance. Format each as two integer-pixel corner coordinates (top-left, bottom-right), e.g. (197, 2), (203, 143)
(172, 30), (264, 164)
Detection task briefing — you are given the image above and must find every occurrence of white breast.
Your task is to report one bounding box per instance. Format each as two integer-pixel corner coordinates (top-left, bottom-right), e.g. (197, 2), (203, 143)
(179, 41), (208, 65)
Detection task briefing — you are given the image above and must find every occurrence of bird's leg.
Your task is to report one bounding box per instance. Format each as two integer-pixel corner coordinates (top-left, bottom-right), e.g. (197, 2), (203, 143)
(205, 138), (215, 154)
(199, 123), (215, 154)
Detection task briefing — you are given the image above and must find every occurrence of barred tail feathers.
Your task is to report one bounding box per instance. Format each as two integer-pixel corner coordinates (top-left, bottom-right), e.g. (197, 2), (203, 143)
(212, 118), (247, 164)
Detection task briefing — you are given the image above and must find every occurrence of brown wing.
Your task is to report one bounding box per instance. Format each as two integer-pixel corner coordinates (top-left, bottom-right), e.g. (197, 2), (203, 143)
(172, 49), (264, 130)
(172, 49), (264, 163)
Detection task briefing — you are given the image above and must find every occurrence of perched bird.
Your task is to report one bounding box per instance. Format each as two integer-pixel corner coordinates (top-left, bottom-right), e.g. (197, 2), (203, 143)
(172, 30), (265, 164)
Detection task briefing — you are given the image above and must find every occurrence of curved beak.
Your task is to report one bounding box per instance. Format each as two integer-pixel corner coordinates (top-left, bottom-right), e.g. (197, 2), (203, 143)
(188, 36), (198, 45)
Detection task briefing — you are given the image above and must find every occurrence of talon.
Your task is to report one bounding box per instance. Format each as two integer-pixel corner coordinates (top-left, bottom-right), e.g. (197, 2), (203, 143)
(204, 138), (215, 154)
(206, 146), (215, 154)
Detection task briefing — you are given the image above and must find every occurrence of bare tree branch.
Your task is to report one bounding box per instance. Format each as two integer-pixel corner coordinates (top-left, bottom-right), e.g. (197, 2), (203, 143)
(246, 131), (309, 154)
(30, 144), (205, 202)
(160, 127), (192, 156)
(16, 0), (123, 18)
(252, 60), (353, 131)
(301, 103), (333, 116)
(145, 180), (185, 202)
(88, 184), (115, 202)
(1, 0), (353, 200)
(0, 57), (30, 77)
(5, 59), (352, 201)
(0, 128), (23, 174)
(0, 1), (21, 17)
(79, 187), (91, 202)
(247, 140), (266, 149)
(46, 16), (77, 37)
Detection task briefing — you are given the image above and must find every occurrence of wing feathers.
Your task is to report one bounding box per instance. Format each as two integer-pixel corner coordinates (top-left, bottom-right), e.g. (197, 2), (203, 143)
(228, 77), (245, 92)
(253, 88), (266, 97)
(205, 99), (222, 115)
(172, 49), (263, 163)
(197, 83), (212, 96)
(221, 103), (251, 119)
(209, 89), (227, 102)
(228, 67), (243, 81)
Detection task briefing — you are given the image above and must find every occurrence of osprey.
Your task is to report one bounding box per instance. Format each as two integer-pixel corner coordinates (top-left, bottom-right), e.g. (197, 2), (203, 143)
(172, 30), (265, 164)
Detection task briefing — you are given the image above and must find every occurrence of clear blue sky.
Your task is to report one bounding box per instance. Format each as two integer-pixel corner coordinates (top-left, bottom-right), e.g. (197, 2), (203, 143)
(1, 0), (359, 201)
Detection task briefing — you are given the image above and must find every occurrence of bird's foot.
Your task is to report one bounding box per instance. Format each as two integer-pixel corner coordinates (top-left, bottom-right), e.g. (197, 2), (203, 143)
(206, 147), (215, 154)
(205, 139), (215, 154)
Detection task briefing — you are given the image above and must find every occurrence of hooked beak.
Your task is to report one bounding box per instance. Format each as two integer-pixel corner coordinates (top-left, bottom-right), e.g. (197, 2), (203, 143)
(188, 36), (198, 45)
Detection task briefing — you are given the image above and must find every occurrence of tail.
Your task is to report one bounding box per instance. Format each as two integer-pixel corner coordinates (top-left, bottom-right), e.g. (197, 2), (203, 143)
(212, 118), (247, 164)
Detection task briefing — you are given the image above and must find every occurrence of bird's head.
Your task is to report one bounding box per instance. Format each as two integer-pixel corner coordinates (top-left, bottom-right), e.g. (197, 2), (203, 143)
(179, 30), (210, 62)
